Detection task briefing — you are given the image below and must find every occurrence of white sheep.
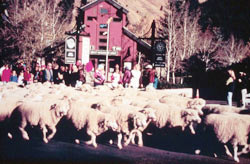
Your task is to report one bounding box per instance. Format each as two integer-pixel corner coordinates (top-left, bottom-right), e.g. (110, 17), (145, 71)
(202, 104), (242, 115)
(66, 100), (118, 148)
(145, 103), (201, 135)
(10, 96), (71, 143)
(204, 113), (250, 162)
(123, 107), (157, 147)
(96, 104), (149, 149)
(159, 94), (206, 115)
(187, 98), (206, 115)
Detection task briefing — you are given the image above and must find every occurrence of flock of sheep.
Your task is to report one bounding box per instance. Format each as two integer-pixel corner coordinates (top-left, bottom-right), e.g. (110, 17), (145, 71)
(0, 82), (249, 163)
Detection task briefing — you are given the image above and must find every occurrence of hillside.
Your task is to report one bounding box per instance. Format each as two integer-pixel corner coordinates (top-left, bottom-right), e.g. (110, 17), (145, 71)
(86, 0), (168, 36)
(116, 0), (168, 37)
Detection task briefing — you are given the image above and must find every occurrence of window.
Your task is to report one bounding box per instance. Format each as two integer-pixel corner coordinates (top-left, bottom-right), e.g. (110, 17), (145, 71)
(99, 46), (107, 50)
(99, 31), (107, 36)
(113, 17), (121, 22)
(100, 8), (108, 14)
(99, 39), (107, 43)
(87, 16), (97, 21)
(100, 24), (108, 28)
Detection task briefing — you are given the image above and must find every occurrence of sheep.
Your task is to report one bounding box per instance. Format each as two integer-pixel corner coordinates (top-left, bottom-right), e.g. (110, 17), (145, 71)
(187, 98), (206, 115)
(158, 94), (206, 116)
(66, 100), (118, 148)
(123, 107), (157, 147)
(145, 103), (201, 135)
(96, 104), (149, 149)
(202, 104), (243, 115)
(203, 113), (250, 162)
(10, 96), (71, 143)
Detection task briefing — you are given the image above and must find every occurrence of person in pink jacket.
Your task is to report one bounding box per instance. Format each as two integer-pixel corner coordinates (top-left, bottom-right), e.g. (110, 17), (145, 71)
(1, 64), (11, 83)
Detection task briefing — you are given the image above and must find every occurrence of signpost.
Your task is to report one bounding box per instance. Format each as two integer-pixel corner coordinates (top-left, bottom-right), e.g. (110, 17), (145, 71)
(65, 36), (76, 64)
(154, 41), (166, 67)
(139, 20), (166, 68)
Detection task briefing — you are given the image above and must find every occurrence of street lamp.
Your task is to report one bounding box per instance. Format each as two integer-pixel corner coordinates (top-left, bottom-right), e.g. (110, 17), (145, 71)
(105, 17), (113, 81)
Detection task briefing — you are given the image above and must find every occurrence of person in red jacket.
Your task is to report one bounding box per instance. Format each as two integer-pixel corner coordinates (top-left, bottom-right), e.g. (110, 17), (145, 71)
(145, 65), (155, 89)
(1, 64), (11, 83)
(23, 67), (32, 85)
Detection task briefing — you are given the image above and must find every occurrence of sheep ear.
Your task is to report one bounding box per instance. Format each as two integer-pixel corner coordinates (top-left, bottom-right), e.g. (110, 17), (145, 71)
(139, 109), (146, 113)
(91, 103), (101, 110)
(50, 104), (57, 110)
(98, 119), (105, 128)
(181, 111), (189, 117)
(128, 113), (135, 119)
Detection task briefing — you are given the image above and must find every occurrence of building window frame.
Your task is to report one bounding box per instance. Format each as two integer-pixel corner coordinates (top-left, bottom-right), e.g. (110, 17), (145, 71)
(99, 46), (107, 50)
(87, 16), (97, 21)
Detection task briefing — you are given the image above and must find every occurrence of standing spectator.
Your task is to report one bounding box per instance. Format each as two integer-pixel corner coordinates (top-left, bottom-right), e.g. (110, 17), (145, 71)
(23, 67), (32, 85)
(33, 65), (41, 83)
(70, 65), (79, 87)
(122, 66), (131, 88)
(94, 64), (105, 87)
(58, 65), (65, 84)
(10, 70), (18, 83)
(64, 66), (71, 86)
(145, 65), (155, 89)
(44, 62), (53, 83)
(226, 69), (236, 106)
(110, 68), (121, 89)
(0, 64), (6, 81)
(53, 63), (60, 84)
(238, 72), (248, 108)
(75, 69), (86, 88)
(153, 73), (159, 89)
(18, 70), (24, 85)
(78, 69), (86, 85)
(142, 66), (150, 88)
(1, 64), (11, 83)
(40, 65), (46, 83)
(129, 64), (141, 89)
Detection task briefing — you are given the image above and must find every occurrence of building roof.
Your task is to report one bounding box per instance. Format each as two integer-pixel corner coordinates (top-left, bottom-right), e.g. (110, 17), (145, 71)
(80, 0), (129, 14)
(122, 27), (151, 50)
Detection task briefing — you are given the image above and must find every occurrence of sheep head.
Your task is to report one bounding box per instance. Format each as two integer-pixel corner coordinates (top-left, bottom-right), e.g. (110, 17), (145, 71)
(50, 97), (71, 117)
(98, 114), (118, 132)
(187, 98), (206, 115)
(181, 109), (201, 125)
(139, 108), (156, 122)
(130, 113), (148, 130)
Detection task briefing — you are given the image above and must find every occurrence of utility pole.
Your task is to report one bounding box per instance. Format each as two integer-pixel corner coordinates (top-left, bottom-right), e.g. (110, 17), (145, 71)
(105, 17), (113, 80)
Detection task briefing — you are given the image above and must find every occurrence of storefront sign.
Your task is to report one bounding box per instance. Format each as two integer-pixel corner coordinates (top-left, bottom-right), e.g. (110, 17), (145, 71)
(65, 36), (76, 64)
(81, 37), (90, 65)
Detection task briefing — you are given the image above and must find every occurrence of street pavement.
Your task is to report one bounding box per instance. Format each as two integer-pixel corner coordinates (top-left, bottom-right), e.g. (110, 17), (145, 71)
(0, 99), (249, 164)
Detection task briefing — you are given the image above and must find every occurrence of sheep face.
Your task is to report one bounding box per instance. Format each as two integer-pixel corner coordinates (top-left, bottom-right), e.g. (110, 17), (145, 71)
(133, 114), (148, 129)
(187, 98), (206, 113)
(140, 108), (156, 122)
(104, 115), (118, 131)
(51, 101), (70, 118)
(182, 110), (201, 124)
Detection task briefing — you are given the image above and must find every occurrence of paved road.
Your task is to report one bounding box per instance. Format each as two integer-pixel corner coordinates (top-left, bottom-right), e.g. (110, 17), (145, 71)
(0, 100), (249, 164)
(1, 132), (250, 164)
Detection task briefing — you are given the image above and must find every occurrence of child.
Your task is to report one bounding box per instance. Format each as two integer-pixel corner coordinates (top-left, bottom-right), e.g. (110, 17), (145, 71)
(18, 71), (24, 85)
(10, 70), (18, 82)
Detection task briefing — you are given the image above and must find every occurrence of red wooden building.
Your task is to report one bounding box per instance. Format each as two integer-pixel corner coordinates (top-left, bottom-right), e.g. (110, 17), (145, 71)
(77, 0), (151, 73)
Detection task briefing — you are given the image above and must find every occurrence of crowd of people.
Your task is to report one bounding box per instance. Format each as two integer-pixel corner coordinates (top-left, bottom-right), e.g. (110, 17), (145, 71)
(0, 62), (86, 87)
(226, 69), (249, 108)
(0, 62), (159, 90)
(94, 63), (158, 90)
